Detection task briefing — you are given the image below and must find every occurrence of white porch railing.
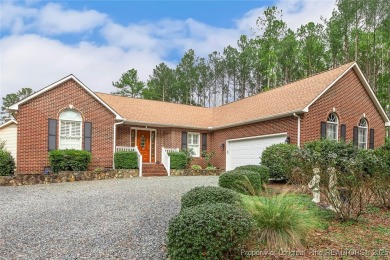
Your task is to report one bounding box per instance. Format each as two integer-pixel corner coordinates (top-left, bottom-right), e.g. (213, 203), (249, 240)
(116, 146), (142, 177)
(162, 147), (179, 176)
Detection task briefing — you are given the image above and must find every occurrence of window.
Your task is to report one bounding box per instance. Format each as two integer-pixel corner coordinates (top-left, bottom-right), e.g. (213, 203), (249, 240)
(187, 132), (200, 157)
(358, 118), (368, 149)
(59, 110), (82, 150)
(326, 113), (338, 141)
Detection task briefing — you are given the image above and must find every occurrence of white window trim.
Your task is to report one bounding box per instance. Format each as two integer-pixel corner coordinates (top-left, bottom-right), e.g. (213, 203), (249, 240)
(187, 132), (200, 157)
(326, 113), (339, 141)
(358, 118), (368, 149)
(59, 110), (83, 150)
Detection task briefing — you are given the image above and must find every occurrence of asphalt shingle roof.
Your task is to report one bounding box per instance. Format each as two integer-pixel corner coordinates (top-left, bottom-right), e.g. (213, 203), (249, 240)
(96, 62), (356, 129)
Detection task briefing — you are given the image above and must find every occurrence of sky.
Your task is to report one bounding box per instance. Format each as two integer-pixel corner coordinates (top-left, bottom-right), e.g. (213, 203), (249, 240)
(0, 0), (336, 104)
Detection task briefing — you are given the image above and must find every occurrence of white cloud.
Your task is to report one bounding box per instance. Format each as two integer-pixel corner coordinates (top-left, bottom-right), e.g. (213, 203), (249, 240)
(0, 34), (163, 97)
(0, 2), (37, 33)
(236, 0), (335, 33)
(0, 2), (108, 35)
(36, 3), (108, 34)
(0, 0), (336, 103)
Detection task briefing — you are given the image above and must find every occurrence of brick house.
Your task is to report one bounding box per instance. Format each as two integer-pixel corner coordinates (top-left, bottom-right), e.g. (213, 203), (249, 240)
(8, 62), (390, 175)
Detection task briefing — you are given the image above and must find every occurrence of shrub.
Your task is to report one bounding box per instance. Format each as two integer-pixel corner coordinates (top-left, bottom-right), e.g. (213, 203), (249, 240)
(181, 186), (240, 209)
(114, 151), (138, 169)
(241, 194), (320, 249)
(235, 165), (270, 184)
(298, 140), (381, 220)
(182, 149), (195, 168)
(169, 152), (187, 169)
(300, 140), (358, 173)
(261, 143), (299, 179)
(370, 145), (390, 208)
(219, 170), (264, 195)
(0, 149), (15, 176)
(191, 164), (202, 170)
(202, 151), (215, 167)
(167, 203), (254, 260)
(49, 149), (92, 173)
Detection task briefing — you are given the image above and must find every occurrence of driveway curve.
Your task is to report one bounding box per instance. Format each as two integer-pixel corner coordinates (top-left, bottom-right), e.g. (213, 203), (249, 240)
(0, 176), (218, 259)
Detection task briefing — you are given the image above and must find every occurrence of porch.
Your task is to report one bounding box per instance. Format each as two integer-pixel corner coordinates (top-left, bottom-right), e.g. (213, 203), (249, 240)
(115, 146), (179, 177)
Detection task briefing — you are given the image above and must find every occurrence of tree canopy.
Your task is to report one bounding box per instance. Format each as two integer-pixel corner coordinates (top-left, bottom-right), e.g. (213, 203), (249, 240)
(112, 0), (389, 118)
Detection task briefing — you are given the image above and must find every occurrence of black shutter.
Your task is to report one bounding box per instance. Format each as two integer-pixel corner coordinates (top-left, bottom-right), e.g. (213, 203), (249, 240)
(340, 124), (346, 142)
(84, 122), (92, 152)
(320, 122), (326, 139)
(48, 119), (57, 151)
(369, 129), (375, 149)
(353, 126), (358, 146)
(181, 132), (187, 150)
(202, 133), (207, 155)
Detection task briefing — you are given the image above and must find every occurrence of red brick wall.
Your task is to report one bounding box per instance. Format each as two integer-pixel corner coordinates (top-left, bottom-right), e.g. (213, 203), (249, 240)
(17, 79), (116, 173)
(211, 117), (298, 169)
(301, 70), (386, 147)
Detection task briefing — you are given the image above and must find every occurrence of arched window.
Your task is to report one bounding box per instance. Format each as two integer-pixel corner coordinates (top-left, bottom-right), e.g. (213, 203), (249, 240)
(59, 110), (82, 150)
(358, 118), (368, 149)
(326, 113), (338, 141)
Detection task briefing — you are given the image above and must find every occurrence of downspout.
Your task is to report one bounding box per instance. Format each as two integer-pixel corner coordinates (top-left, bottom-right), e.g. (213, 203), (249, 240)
(293, 113), (301, 147)
(113, 120), (125, 169)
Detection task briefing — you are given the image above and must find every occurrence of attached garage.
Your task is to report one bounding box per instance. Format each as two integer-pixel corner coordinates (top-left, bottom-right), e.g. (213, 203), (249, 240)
(225, 133), (287, 171)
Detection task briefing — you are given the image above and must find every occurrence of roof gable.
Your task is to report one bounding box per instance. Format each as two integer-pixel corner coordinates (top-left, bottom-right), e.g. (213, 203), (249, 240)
(8, 75), (123, 120)
(0, 120), (17, 129)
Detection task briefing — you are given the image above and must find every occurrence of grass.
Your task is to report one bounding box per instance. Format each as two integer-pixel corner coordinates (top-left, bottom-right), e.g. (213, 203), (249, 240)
(240, 193), (329, 249)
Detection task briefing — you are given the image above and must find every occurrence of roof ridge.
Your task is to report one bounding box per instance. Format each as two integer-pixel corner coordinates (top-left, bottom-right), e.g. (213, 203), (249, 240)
(95, 92), (212, 110)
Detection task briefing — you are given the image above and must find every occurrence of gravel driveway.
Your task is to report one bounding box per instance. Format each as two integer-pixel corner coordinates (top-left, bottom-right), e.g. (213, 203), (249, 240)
(0, 176), (218, 259)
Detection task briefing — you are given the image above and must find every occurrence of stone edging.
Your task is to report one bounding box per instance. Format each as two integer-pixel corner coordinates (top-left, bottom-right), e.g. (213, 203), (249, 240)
(0, 169), (139, 186)
(170, 169), (224, 176)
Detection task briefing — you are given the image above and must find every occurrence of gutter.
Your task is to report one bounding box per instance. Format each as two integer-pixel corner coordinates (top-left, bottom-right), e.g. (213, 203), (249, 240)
(113, 120), (125, 169)
(293, 113), (301, 147)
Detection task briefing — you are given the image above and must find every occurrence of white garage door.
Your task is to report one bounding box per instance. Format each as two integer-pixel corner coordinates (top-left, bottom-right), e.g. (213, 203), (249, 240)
(226, 133), (287, 171)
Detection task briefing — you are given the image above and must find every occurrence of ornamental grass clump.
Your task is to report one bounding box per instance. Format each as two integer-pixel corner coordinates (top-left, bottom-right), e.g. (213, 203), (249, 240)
(241, 194), (320, 250)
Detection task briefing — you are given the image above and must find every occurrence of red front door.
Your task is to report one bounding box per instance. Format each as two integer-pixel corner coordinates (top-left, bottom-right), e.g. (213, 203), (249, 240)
(137, 131), (150, 162)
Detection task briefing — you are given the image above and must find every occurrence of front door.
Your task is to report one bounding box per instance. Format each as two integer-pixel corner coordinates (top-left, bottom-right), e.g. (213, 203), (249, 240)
(137, 130), (150, 162)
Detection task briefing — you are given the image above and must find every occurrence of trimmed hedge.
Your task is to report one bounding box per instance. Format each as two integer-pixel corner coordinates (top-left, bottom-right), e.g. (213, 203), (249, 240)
(0, 149), (15, 176)
(49, 149), (92, 173)
(114, 151), (138, 169)
(261, 143), (299, 179)
(169, 152), (187, 169)
(181, 186), (240, 209)
(167, 203), (254, 260)
(219, 170), (264, 195)
(235, 165), (270, 184)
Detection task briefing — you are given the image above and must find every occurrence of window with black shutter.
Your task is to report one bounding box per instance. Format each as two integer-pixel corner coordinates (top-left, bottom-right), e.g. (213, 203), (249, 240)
(369, 129), (374, 149)
(48, 119), (57, 151)
(181, 131), (187, 150)
(353, 126), (358, 146)
(202, 133), (207, 155)
(320, 121), (326, 139)
(340, 124), (346, 142)
(84, 122), (92, 152)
